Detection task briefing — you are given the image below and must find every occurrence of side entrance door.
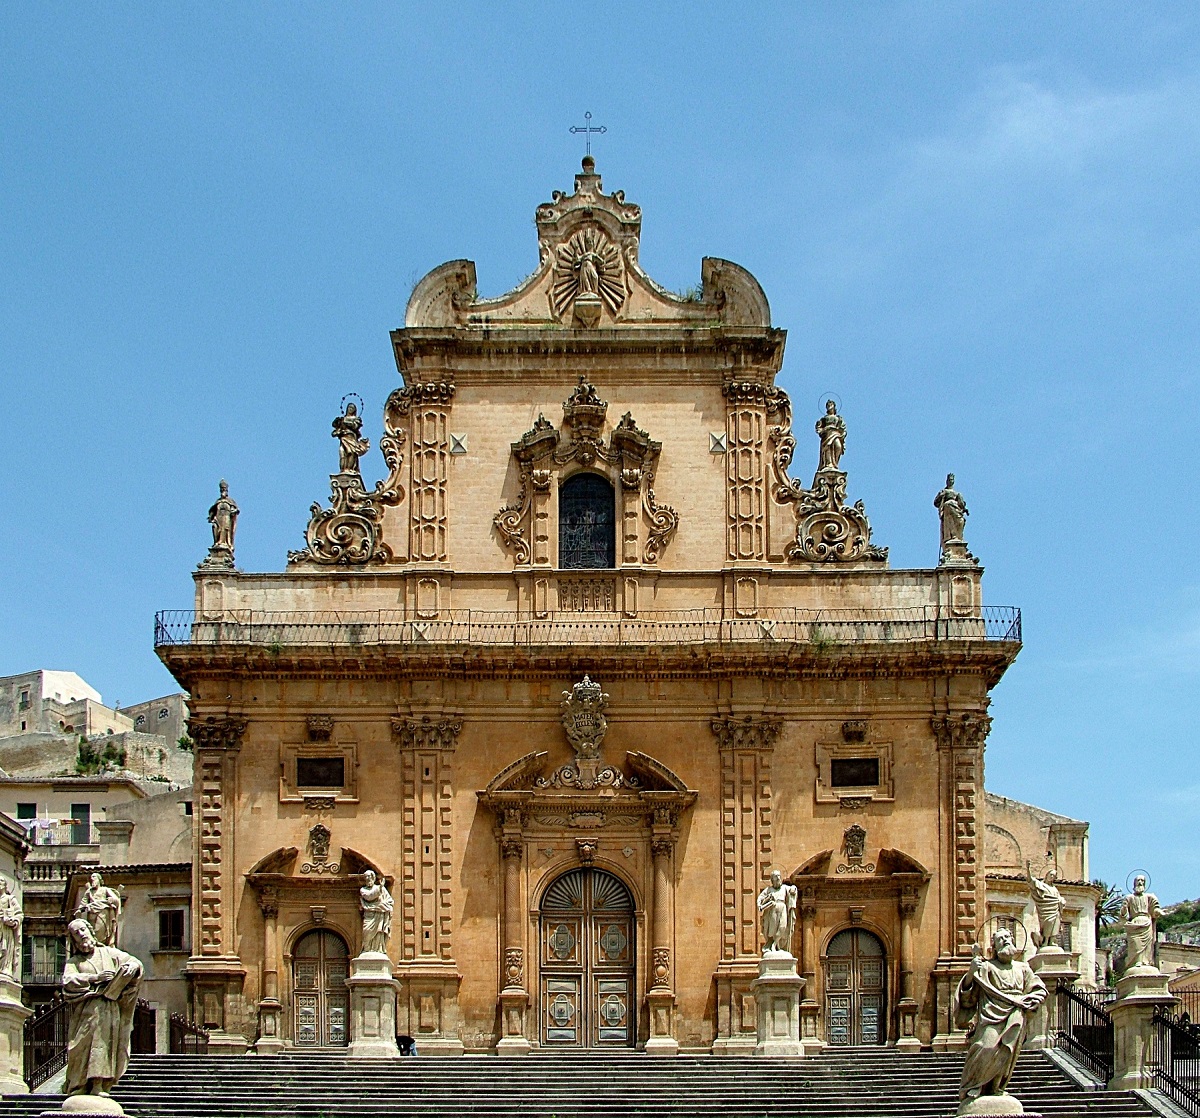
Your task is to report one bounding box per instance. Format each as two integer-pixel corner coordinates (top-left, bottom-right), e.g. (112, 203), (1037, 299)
(824, 927), (887, 1045)
(540, 867), (635, 1048)
(292, 929), (349, 1047)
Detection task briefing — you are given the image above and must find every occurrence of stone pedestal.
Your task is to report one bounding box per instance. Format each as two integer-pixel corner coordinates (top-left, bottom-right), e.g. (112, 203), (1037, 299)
(1109, 968), (1175, 1093)
(957, 1096), (1035, 1117)
(751, 952), (804, 1057)
(394, 962), (464, 1056)
(644, 988), (679, 1056)
(496, 988), (531, 1055)
(0, 975), (31, 1094)
(895, 996), (922, 1052)
(41, 1095), (128, 1117)
(1026, 950), (1079, 1051)
(346, 952), (401, 1059)
(253, 998), (285, 1055)
(798, 999), (825, 1056)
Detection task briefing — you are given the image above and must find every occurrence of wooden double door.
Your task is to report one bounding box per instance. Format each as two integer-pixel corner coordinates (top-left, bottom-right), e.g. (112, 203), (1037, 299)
(292, 929), (349, 1047)
(824, 928), (887, 1046)
(539, 868), (635, 1048)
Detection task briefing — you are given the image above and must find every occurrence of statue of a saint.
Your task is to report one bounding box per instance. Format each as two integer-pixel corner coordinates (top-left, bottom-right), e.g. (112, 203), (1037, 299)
(935, 473), (969, 548)
(359, 869), (394, 955)
(1119, 875), (1163, 973)
(1026, 861), (1064, 951)
(62, 918), (143, 1104)
(332, 402), (371, 475)
(576, 251), (602, 297)
(207, 479), (239, 552)
(954, 928), (1047, 1112)
(76, 872), (122, 948)
(815, 400), (846, 471)
(0, 878), (20, 978)
(756, 869), (798, 955)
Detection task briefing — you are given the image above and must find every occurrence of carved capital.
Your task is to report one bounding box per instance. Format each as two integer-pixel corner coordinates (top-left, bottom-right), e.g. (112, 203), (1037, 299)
(257, 886), (279, 920)
(931, 713), (992, 753)
(710, 715), (781, 752)
(306, 715), (333, 742)
(392, 715), (463, 751)
(900, 885), (920, 917)
(651, 837), (674, 860)
(500, 836), (524, 861)
(189, 715), (247, 753)
(394, 380), (456, 414)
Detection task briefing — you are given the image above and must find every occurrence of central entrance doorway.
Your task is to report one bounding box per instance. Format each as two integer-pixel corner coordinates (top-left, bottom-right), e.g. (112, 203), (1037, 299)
(824, 927), (887, 1045)
(539, 867), (635, 1048)
(292, 929), (349, 1047)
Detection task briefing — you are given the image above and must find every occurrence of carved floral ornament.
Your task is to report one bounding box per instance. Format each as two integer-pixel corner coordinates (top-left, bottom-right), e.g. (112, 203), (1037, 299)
(493, 377), (678, 566)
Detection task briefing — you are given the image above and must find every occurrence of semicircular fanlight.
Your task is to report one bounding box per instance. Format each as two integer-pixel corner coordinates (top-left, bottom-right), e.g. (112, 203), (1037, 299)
(543, 869), (585, 911)
(590, 869), (633, 912)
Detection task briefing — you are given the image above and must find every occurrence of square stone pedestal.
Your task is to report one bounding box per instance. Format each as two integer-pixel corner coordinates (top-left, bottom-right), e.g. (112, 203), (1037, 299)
(0, 976), (31, 1094)
(496, 987), (531, 1055)
(1026, 950), (1079, 1051)
(347, 952), (401, 1059)
(644, 988), (679, 1056)
(1109, 967), (1175, 1093)
(751, 952), (805, 1057)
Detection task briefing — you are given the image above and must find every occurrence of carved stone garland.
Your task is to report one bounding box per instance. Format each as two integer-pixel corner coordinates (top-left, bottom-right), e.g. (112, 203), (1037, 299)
(493, 377), (678, 566)
(759, 385), (888, 564)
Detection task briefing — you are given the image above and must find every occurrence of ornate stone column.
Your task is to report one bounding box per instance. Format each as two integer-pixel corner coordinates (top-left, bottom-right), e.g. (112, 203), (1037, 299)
(645, 825), (679, 1056)
(895, 883), (921, 1052)
(930, 712), (989, 1051)
(797, 887), (822, 1054)
(254, 886), (284, 1054)
(497, 826), (531, 1055)
(185, 713), (250, 1054)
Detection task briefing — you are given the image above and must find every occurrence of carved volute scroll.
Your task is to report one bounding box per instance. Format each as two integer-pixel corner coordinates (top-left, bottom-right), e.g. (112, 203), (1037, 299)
(493, 378), (678, 568)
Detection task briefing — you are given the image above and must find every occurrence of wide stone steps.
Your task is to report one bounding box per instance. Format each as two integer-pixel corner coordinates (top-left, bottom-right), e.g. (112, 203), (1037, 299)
(1, 1050), (1152, 1118)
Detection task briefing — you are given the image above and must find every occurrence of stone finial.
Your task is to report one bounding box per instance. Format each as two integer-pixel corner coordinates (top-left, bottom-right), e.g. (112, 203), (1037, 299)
(198, 479), (239, 570)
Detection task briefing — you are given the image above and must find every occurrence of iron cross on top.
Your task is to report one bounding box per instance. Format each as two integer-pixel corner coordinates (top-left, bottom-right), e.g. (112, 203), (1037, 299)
(570, 111), (606, 156)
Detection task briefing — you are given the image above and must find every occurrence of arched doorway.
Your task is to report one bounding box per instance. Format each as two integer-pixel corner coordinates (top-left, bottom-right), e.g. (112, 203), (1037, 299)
(559, 473), (615, 569)
(539, 867), (635, 1048)
(292, 929), (349, 1047)
(824, 928), (887, 1046)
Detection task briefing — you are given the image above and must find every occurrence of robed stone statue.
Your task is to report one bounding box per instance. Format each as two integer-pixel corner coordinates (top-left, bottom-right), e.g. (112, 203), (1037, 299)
(359, 869), (394, 955)
(935, 473), (969, 549)
(757, 869), (798, 955)
(207, 480), (239, 551)
(815, 400), (846, 471)
(0, 879), (19, 979)
(1119, 875), (1163, 974)
(62, 917), (143, 1106)
(332, 402), (371, 475)
(955, 928), (1046, 1114)
(1026, 861), (1064, 951)
(76, 872), (122, 948)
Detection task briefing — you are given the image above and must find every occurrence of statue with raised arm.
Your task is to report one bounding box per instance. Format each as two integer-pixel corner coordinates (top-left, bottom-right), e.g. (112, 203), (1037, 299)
(955, 928), (1046, 1114)
(1026, 861), (1064, 952)
(76, 872), (122, 948)
(62, 917), (143, 1108)
(935, 473), (969, 549)
(815, 400), (846, 471)
(332, 402), (371, 475)
(359, 869), (394, 955)
(757, 869), (798, 955)
(0, 879), (20, 979)
(1119, 875), (1163, 974)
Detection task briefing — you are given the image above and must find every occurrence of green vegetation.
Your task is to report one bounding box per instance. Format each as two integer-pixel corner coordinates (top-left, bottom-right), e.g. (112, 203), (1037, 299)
(1161, 898), (1200, 930)
(75, 735), (127, 775)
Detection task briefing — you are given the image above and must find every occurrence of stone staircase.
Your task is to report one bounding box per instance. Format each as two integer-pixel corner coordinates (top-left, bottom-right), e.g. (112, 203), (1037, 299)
(1, 1049), (1155, 1118)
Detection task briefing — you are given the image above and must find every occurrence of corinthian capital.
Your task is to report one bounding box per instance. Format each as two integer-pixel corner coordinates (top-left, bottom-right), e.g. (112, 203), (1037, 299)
(188, 714), (248, 752)
(710, 715), (782, 752)
(931, 713), (992, 753)
(392, 715), (463, 751)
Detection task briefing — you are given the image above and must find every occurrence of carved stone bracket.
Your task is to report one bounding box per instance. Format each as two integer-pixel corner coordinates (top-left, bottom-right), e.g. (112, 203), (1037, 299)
(392, 715), (463, 752)
(188, 715), (247, 752)
(710, 716), (782, 753)
(931, 713), (992, 754)
(306, 715), (333, 742)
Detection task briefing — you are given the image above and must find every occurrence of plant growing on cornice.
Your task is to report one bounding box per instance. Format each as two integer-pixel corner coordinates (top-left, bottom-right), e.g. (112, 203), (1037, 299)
(176, 735), (194, 753)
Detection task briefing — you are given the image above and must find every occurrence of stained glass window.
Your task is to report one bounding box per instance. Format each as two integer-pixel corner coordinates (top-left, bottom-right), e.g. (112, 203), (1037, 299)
(559, 473), (615, 570)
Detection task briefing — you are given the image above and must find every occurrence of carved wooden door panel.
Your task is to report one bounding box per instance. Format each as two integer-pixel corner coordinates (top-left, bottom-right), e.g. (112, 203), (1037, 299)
(293, 929), (350, 1047)
(824, 928), (887, 1046)
(540, 868), (635, 1048)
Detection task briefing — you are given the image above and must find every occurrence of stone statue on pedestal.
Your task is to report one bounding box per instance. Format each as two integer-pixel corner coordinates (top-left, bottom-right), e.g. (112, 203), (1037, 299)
(954, 928), (1046, 1115)
(76, 872), (122, 948)
(815, 400), (846, 471)
(359, 870), (393, 955)
(333, 402), (371, 475)
(757, 869), (798, 955)
(199, 480), (240, 570)
(1119, 875), (1162, 974)
(935, 473), (969, 547)
(1026, 861), (1064, 952)
(0, 880), (19, 979)
(61, 917), (143, 1111)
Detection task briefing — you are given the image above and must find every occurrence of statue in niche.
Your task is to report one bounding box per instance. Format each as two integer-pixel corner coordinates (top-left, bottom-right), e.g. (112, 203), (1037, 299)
(332, 402), (371, 475)
(1119, 874), (1163, 974)
(359, 869), (394, 955)
(815, 399), (846, 471)
(76, 872), (122, 948)
(935, 473), (969, 549)
(757, 869), (798, 955)
(954, 928), (1046, 1113)
(61, 917), (143, 1104)
(207, 480), (239, 552)
(0, 878), (20, 978)
(1026, 861), (1064, 951)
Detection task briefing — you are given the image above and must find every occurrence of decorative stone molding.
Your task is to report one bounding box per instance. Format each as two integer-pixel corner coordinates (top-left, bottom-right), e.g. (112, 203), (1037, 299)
(504, 947), (524, 988)
(188, 715), (247, 752)
(652, 947), (671, 987)
(391, 715), (463, 752)
(306, 715), (333, 742)
(552, 225), (626, 326)
(710, 716), (782, 753)
(931, 713), (992, 753)
(575, 838), (598, 866)
(538, 677), (636, 790)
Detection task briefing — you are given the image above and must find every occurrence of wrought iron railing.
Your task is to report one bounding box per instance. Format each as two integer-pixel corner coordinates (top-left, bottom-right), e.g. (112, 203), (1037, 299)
(23, 997), (67, 1089)
(169, 1012), (209, 1054)
(156, 604), (1021, 650)
(23, 822), (100, 847)
(1153, 1006), (1200, 1117)
(1056, 984), (1113, 1082)
(132, 998), (157, 1054)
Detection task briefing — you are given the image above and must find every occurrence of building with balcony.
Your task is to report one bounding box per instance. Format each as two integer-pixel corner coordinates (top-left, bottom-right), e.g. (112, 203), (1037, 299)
(154, 158), (1068, 1057)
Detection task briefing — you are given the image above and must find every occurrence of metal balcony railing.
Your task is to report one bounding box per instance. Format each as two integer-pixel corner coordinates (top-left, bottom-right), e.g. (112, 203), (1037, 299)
(155, 605), (1021, 650)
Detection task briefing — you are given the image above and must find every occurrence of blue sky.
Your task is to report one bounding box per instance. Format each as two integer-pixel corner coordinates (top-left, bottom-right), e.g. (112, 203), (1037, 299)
(2, 4), (1197, 900)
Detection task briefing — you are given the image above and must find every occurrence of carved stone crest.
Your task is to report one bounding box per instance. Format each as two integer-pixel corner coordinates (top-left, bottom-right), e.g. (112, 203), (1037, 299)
(536, 676), (638, 791)
(552, 225), (625, 326)
(302, 824), (340, 874)
(837, 823), (875, 874)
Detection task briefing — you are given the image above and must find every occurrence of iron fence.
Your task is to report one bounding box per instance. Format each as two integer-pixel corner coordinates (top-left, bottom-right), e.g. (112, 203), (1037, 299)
(169, 1012), (209, 1055)
(23, 997), (67, 1089)
(1056, 983), (1113, 1082)
(155, 604), (1021, 650)
(1174, 989), (1200, 1024)
(1153, 1005), (1200, 1118)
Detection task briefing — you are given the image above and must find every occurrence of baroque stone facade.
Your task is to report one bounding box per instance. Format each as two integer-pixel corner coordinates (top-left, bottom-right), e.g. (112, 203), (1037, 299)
(159, 159), (1030, 1054)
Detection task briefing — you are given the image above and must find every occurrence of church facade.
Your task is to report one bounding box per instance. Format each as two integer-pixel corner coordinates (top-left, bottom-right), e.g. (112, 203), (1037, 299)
(158, 158), (1027, 1055)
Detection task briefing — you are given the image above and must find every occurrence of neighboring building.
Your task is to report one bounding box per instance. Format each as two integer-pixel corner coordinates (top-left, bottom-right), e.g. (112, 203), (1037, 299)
(0, 671), (110, 737)
(118, 694), (189, 755)
(156, 158), (1079, 1056)
(982, 793), (1100, 988)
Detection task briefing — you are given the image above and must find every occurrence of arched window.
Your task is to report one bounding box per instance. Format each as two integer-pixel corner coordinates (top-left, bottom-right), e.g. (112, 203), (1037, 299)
(559, 473), (615, 570)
